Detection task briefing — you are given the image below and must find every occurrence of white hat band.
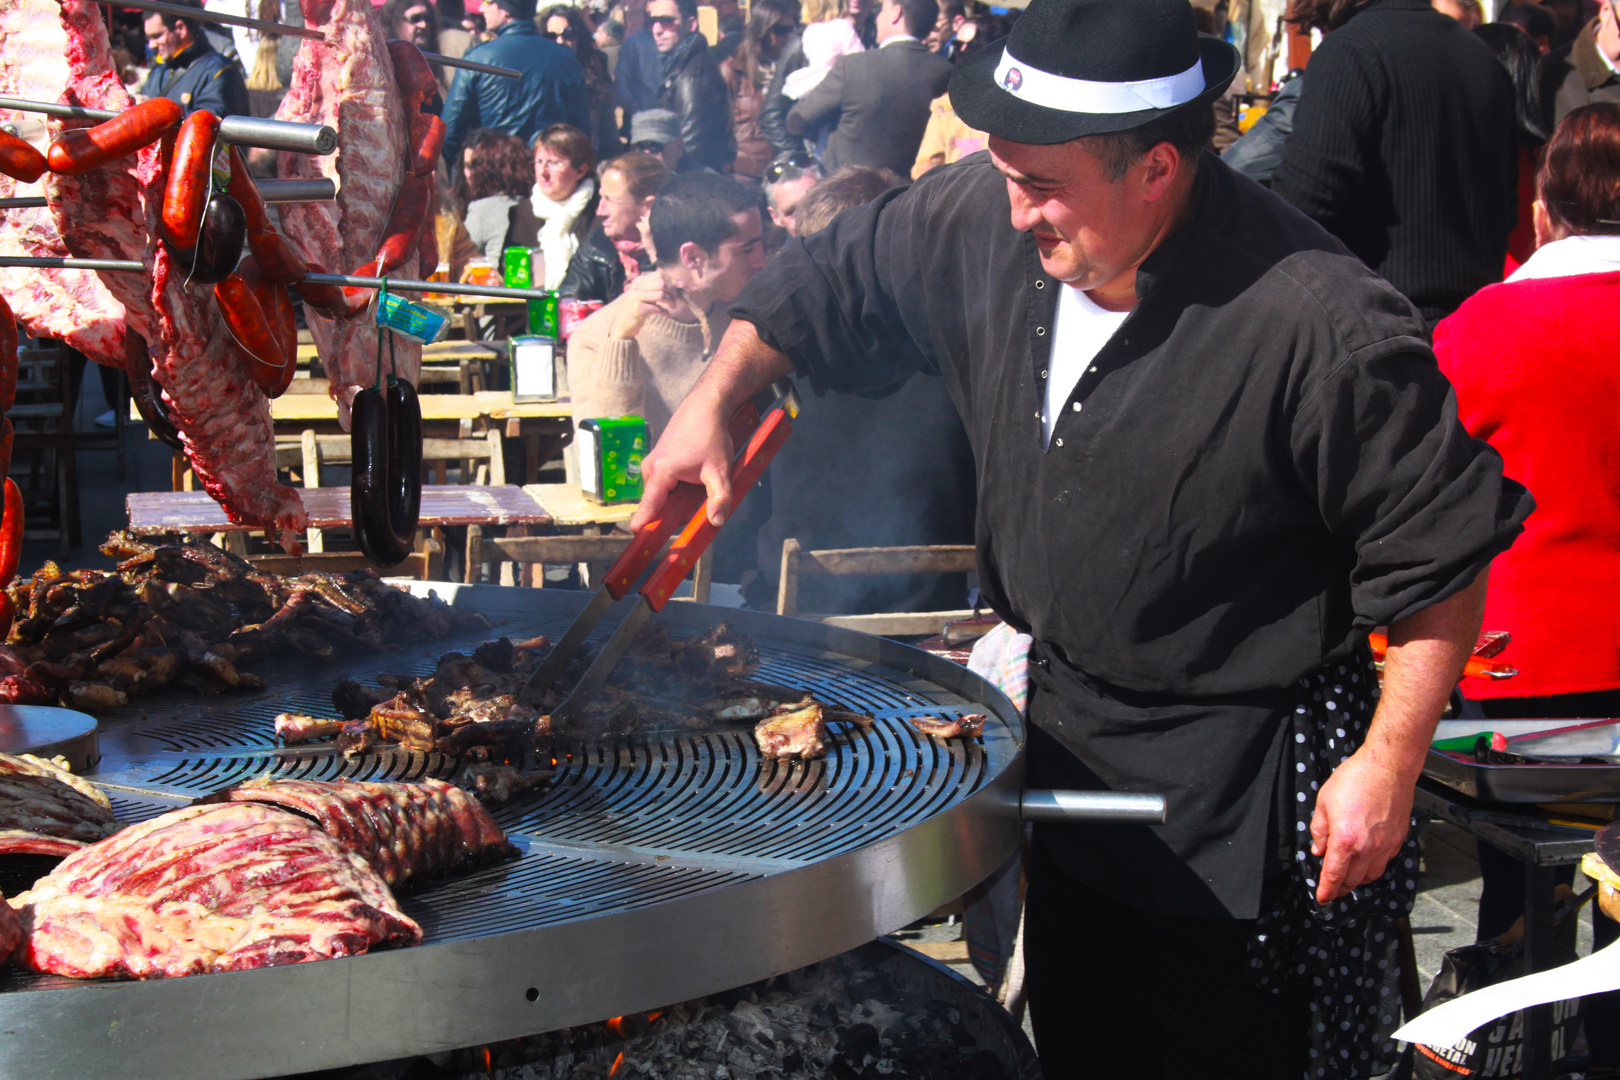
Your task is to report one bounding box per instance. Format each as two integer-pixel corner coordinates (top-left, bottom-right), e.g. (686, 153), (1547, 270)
(991, 49), (1206, 114)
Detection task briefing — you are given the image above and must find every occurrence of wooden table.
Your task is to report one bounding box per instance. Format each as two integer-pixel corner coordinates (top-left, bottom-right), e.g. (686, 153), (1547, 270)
(294, 340), (506, 393)
(127, 485), (553, 585)
(522, 483), (638, 529)
(271, 391), (573, 483)
(127, 485), (552, 533)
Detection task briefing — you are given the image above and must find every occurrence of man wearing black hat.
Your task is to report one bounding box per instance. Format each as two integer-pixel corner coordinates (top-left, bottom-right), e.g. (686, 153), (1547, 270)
(440, 0), (592, 164)
(632, 0), (1533, 1076)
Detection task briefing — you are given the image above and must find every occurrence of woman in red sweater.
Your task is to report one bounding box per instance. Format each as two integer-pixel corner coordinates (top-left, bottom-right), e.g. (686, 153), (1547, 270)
(1434, 103), (1620, 1064)
(1436, 102), (1620, 718)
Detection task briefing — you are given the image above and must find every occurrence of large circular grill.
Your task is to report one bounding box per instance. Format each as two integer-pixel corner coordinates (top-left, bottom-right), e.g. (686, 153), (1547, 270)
(0, 584), (1025, 1079)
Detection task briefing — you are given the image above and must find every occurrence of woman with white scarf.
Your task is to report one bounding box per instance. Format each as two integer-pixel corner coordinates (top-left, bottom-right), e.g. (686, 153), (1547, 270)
(530, 124), (600, 292)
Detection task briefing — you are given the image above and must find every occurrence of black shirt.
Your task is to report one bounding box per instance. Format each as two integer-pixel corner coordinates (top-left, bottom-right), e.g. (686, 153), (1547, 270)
(731, 152), (1532, 917)
(1270, 0), (1518, 325)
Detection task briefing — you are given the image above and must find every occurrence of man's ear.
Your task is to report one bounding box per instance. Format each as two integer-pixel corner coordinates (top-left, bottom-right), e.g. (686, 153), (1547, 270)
(678, 239), (708, 275)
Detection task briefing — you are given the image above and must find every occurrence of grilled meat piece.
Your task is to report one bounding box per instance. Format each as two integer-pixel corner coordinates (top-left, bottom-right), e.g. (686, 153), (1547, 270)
(0, 754), (112, 810)
(333, 677), (393, 720)
(754, 703), (827, 760)
(209, 777), (514, 888)
(13, 803), (419, 979)
(0, 894), (19, 963)
(0, 830), (85, 858)
(825, 710), (876, 728)
(64, 680), (127, 710)
(369, 690), (439, 750)
(337, 717), (379, 757)
(909, 713), (986, 739)
(435, 716), (538, 758)
(276, 712), (345, 744)
(458, 764), (550, 804)
(0, 755), (116, 842)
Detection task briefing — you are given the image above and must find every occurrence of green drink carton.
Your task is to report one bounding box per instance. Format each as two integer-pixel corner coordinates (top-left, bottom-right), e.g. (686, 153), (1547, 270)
(501, 246), (532, 288)
(527, 290), (560, 337)
(577, 416), (648, 505)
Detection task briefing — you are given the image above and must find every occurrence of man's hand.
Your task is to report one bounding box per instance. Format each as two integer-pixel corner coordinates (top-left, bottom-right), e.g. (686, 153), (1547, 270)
(612, 270), (687, 341)
(631, 320), (795, 531)
(1310, 750), (1416, 904)
(1309, 568), (1490, 905)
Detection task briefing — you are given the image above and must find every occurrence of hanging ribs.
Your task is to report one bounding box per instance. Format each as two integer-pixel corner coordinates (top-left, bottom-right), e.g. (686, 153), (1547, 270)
(274, 0), (420, 425)
(12, 802), (422, 979)
(0, 0), (128, 366)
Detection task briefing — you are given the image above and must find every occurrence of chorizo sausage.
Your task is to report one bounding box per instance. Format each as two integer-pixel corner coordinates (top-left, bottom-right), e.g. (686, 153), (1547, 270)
(296, 260), (358, 318)
(216, 269), (287, 393)
(232, 256), (297, 397)
(387, 39), (438, 112)
(410, 115), (446, 178)
(161, 110), (221, 253)
(246, 225), (307, 286)
(0, 131), (46, 184)
(226, 146), (270, 234)
(45, 98), (181, 175)
(0, 477), (21, 589)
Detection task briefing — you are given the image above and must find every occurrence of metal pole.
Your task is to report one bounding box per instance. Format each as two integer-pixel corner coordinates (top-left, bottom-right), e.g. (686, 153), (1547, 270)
(0, 256), (144, 272)
(254, 178), (337, 203)
(113, 0), (324, 39)
(418, 51), (522, 78)
(1017, 789), (1167, 824)
(0, 98), (337, 154)
(218, 116), (337, 155)
(0, 178), (335, 211)
(302, 271), (551, 302)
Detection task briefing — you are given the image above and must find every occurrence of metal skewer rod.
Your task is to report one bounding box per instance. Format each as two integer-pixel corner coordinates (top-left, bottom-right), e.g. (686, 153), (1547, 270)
(0, 259), (552, 302)
(303, 271), (551, 301)
(418, 51), (522, 78)
(0, 177), (336, 210)
(113, 0), (324, 39)
(0, 97), (336, 155)
(0, 256), (144, 272)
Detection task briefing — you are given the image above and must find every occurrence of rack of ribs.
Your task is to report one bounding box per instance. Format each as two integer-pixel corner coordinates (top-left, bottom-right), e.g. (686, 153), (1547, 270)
(0, 0), (129, 367)
(11, 802), (422, 979)
(274, 0), (419, 426)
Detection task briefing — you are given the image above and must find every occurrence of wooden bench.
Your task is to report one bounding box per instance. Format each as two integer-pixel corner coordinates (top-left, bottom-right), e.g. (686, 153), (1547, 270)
(776, 542), (978, 637)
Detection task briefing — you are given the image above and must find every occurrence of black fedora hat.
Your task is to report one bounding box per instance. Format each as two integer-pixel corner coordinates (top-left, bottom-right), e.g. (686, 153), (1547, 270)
(950, 0), (1240, 145)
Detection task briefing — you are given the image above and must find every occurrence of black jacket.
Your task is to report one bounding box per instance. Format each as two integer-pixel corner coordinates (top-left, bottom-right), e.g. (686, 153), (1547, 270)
(657, 33), (736, 172)
(559, 223), (649, 304)
(1271, 0), (1517, 324)
(758, 32), (807, 156)
(732, 152), (1530, 916)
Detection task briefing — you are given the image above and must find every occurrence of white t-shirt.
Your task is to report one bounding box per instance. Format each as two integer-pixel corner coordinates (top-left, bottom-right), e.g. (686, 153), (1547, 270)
(1043, 283), (1130, 447)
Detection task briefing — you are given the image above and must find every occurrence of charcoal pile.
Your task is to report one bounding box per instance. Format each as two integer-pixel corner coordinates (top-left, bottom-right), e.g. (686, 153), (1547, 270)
(304, 946), (1023, 1080)
(0, 533), (487, 711)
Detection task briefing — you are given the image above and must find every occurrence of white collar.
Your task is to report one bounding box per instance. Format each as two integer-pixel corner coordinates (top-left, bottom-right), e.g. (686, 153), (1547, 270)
(1603, 39), (1620, 78)
(880, 34), (919, 46)
(1506, 233), (1620, 282)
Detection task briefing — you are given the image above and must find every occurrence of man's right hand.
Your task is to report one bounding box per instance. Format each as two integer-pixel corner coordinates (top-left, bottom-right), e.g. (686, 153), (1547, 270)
(630, 320), (797, 531)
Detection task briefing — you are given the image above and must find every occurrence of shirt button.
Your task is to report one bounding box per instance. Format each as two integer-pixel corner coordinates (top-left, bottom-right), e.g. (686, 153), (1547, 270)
(1055, 438), (1064, 447)
(1072, 402), (1082, 412)
(1039, 369), (1047, 379)
(1035, 280), (1046, 289)
(1035, 327), (1046, 336)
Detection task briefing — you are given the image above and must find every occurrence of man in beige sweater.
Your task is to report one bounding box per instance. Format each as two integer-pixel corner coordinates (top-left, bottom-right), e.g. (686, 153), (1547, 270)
(567, 172), (770, 440)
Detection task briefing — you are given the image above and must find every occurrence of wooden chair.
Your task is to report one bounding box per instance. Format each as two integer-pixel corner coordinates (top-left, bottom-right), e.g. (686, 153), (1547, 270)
(775, 541), (977, 636)
(10, 341), (80, 550)
(247, 543), (442, 582)
(483, 531), (713, 601)
(297, 428), (506, 554)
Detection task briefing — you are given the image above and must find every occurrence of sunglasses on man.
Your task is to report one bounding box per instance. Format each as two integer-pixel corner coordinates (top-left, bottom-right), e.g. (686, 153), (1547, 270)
(764, 151), (817, 184)
(633, 140), (666, 155)
(766, 21), (794, 37)
(647, 14), (682, 28)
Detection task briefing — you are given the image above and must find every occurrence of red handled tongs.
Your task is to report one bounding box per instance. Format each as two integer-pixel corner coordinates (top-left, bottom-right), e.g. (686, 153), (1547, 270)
(518, 380), (801, 720)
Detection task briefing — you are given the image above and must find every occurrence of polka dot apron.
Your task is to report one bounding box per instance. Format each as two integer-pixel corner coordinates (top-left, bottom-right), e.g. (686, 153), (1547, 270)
(1248, 655), (1419, 1080)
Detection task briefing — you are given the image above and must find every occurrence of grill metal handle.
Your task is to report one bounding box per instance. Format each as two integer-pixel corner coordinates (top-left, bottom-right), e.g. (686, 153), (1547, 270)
(1018, 789), (1167, 824)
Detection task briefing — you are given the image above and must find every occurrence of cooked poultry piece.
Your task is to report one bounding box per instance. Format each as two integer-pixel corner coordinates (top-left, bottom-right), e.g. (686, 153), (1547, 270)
(909, 713), (987, 739)
(276, 712), (346, 745)
(754, 703), (828, 760)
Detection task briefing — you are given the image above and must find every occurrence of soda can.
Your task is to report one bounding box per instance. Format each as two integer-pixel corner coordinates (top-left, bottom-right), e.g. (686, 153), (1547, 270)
(501, 246), (532, 289)
(527, 291), (560, 337)
(559, 297), (604, 339)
